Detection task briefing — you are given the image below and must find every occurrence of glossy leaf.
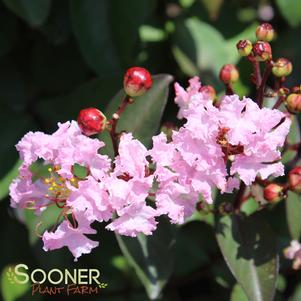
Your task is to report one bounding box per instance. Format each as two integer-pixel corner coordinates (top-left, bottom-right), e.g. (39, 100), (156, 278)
(1, 265), (30, 301)
(70, 0), (152, 76)
(276, 0), (301, 27)
(2, 0), (51, 27)
(216, 212), (279, 301)
(100, 74), (173, 157)
(173, 18), (257, 77)
(286, 191), (301, 240)
(115, 218), (176, 300)
(70, 0), (120, 76)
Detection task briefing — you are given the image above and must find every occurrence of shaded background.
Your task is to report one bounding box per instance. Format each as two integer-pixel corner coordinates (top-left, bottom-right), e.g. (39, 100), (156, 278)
(0, 0), (301, 300)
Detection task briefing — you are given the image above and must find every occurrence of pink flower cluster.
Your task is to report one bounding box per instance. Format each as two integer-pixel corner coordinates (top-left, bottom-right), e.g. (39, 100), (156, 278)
(10, 77), (290, 260)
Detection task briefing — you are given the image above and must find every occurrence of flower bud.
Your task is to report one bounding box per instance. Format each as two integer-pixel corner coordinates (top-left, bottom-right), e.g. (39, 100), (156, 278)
(272, 58), (293, 77)
(253, 41), (272, 61)
(77, 108), (107, 136)
(256, 23), (275, 42)
(264, 183), (284, 203)
(286, 93), (301, 113)
(123, 67), (152, 97)
(219, 64), (239, 84)
(199, 85), (216, 100)
(236, 39), (253, 57)
(289, 167), (301, 194)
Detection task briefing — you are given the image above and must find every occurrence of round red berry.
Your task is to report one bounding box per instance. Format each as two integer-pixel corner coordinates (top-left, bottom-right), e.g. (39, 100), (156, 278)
(123, 67), (152, 97)
(77, 108), (107, 136)
(219, 64), (239, 84)
(264, 183), (283, 203)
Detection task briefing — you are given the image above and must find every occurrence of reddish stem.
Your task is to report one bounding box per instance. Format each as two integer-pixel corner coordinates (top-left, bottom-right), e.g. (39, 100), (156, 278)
(225, 83), (234, 95)
(252, 60), (262, 89)
(257, 61), (272, 108)
(272, 95), (286, 110)
(109, 95), (132, 156)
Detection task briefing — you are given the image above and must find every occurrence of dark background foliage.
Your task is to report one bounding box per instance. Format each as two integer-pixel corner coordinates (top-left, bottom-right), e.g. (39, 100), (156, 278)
(0, 0), (301, 300)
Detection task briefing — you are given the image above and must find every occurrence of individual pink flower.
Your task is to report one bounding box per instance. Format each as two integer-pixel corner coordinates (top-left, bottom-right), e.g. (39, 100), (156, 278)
(218, 95), (291, 185)
(105, 133), (157, 236)
(43, 210), (99, 261)
(16, 121), (111, 180)
(284, 240), (301, 270)
(10, 121), (112, 260)
(174, 76), (210, 119)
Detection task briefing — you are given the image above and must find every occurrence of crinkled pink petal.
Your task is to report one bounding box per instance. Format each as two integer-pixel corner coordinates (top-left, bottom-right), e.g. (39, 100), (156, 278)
(106, 202), (157, 236)
(42, 211), (98, 261)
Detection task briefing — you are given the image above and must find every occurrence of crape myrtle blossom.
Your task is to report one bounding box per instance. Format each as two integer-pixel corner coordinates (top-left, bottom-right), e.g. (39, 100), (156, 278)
(149, 77), (290, 224)
(9, 76), (291, 260)
(105, 133), (157, 236)
(10, 121), (112, 260)
(9, 123), (157, 260)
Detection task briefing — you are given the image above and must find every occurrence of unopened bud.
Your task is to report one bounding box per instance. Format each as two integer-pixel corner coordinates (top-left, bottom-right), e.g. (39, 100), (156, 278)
(286, 93), (301, 113)
(253, 41), (272, 61)
(123, 67), (152, 97)
(272, 58), (293, 77)
(236, 39), (253, 56)
(289, 167), (301, 194)
(199, 85), (216, 101)
(77, 108), (107, 136)
(256, 23), (275, 42)
(219, 64), (239, 84)
(264, 183), (284, 203)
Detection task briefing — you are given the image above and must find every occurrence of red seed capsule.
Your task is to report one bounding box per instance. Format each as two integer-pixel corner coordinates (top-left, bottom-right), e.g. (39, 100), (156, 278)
(253, 41), (272, 61)
(256, 23), (275, 42)
(219, 64), (239, 84)
(77, 108), (107, 136)
(264, 183), (284, 203)
(123, 67), (152, 97)
(272, 58), (293, 77)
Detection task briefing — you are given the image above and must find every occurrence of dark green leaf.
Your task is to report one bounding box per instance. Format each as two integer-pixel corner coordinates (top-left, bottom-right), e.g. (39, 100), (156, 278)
(286, 191), (301, 240)
(70, 0), (120, 76)
(2, 0), (51, 27)
(276, 0), (301, 27)
(100, 74), (173, 157)
(215, 212), (279, 301)
(115, 218), (176, 300)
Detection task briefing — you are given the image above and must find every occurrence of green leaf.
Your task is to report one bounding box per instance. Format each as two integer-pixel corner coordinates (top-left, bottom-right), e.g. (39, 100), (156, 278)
(2, 0), (51, 27)
(276, 0), (301, 27)
(100, 74), (173, 157)
(1, 265), (30, 301)
(230, 283), (248, 301)
(70, 0), (121, 76)
(0, 160), (21, 201)
(215, 212), (279, 301)
(286, 191), (301, 240)
(115, 218), (176, 300)
(36, 76), (122, 124)
(173, 18), (258, 78)
(70, 0), (152, 76)
(241, 198), (259, 216)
